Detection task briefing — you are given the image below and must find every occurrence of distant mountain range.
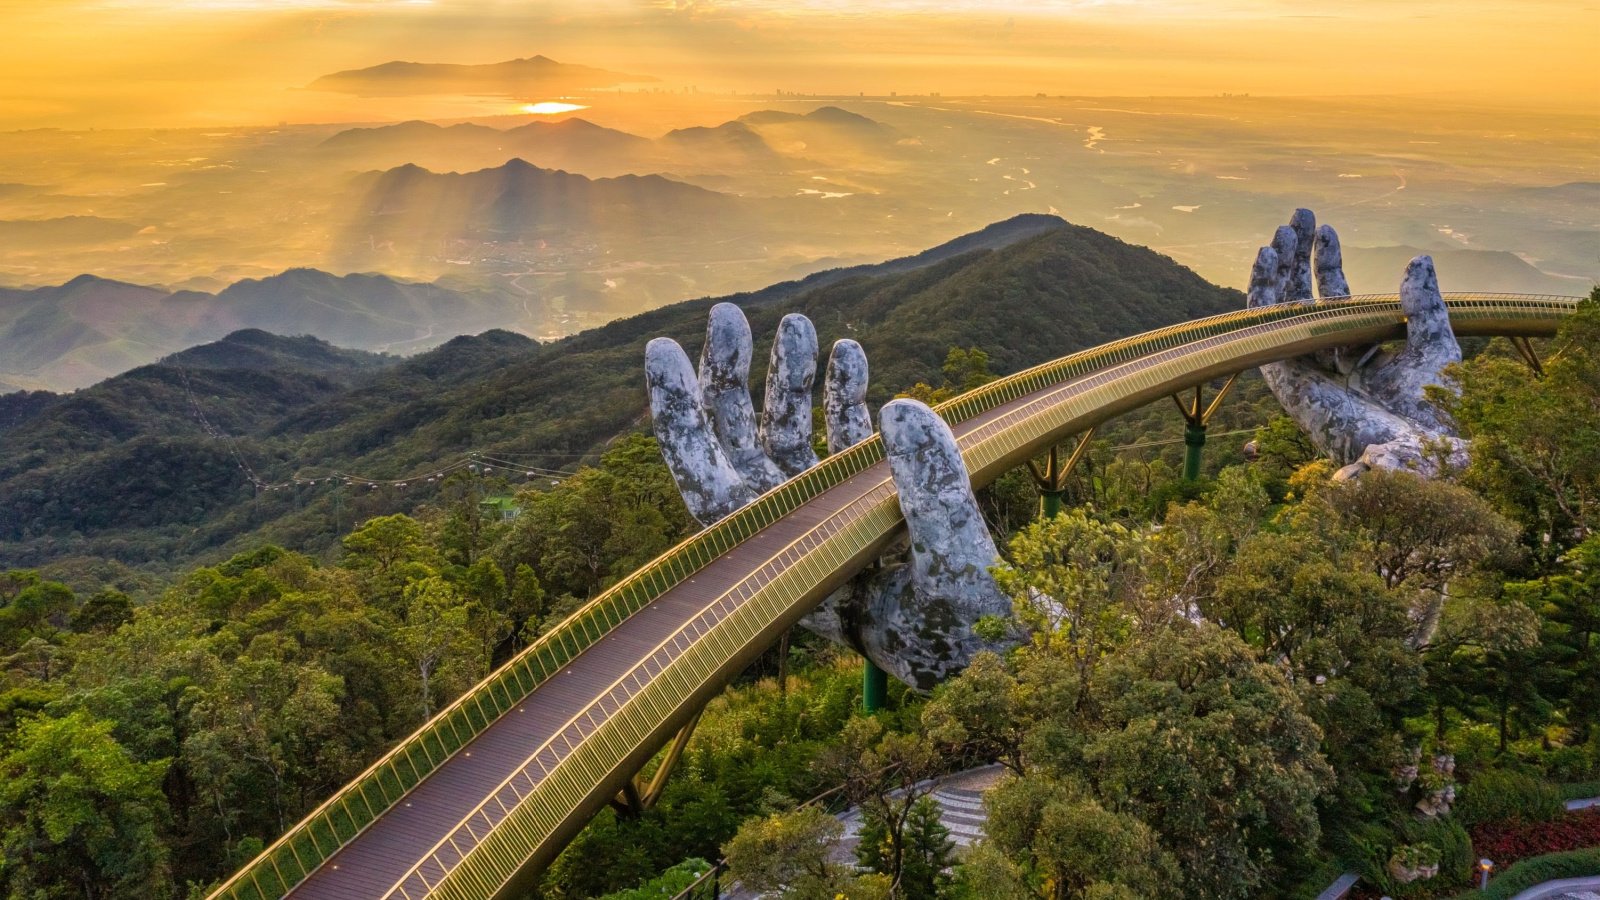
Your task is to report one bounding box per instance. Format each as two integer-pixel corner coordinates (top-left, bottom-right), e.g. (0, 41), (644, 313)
(345, 158), (749, 247)
(316, 106), (900, 176)
(0, 215), (1248, 573)
(308, 55), (656, 97)
(1341, 245), (1592, 297)
(0, 270), (506, 392)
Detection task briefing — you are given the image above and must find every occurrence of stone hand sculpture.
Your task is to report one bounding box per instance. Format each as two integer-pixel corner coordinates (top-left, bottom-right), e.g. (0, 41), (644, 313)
(645, 303), (1013, 690)
(1249, 208), (1467, 480)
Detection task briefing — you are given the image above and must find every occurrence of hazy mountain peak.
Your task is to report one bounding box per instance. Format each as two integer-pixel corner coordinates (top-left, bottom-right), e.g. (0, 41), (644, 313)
(308, 55), (656, 98)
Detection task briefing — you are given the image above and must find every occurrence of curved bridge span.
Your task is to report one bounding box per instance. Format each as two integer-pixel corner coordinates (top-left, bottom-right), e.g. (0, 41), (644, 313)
(211, 293), (1579, 900)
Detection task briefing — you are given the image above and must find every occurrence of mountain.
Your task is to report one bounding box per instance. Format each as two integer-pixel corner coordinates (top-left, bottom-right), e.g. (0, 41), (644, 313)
(338, 159), (759, 262)
(658, 122), (786, 171)
(0, 270), (509, 392)
(0, 216), (1247, 571)
(318, 118), (652, 175)
(735, 106), (900, 158)
(307, 55), (655, 97)
(314, 107), (899, 178)
(1341, 245), (1592, 297)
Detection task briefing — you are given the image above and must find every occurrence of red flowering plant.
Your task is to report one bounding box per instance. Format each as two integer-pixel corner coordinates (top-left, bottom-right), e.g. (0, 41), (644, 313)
(1471, 807), (1600, 867)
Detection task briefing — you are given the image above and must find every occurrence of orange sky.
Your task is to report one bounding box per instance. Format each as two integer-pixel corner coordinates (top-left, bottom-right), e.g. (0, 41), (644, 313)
(1, 0), (1596, 129)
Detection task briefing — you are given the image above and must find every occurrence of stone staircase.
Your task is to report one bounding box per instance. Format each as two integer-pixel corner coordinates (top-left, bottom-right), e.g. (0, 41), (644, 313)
(831, 764), (1004, 863)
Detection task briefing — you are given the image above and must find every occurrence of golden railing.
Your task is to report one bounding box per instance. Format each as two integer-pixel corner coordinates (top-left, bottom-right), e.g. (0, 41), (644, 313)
(207, 292), (1582, 900)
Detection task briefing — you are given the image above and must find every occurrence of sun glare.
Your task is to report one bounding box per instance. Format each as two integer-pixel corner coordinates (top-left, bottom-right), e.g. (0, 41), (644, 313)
(521, 102), (589, 115)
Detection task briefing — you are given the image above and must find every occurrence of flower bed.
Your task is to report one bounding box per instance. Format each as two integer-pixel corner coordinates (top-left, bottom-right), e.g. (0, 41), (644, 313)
(1471, 807), (1600, 866)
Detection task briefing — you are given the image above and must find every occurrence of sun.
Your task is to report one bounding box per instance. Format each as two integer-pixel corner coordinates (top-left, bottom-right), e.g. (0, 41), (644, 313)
(520, 102), (589, 115)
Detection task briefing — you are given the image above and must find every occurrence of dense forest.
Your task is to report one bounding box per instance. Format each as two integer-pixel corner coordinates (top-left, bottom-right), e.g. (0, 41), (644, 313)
(0, 268), (1593, 896)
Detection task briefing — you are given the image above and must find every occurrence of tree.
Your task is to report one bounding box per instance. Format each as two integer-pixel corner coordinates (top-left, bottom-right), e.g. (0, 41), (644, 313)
(71, 589), (133, 634)
(1076, 625), (1332, 898)
(182, 655), (346, 837)
(892, 795), (955, 899)
(397, 576), (480, 719)
(814, 717), (943, 891)
(0, 710), (171, 899)
(1517, 535), (1600, 743)
(923, 651), (1030, 774)
(992, 510), (1145, 709)
(722, 806), (859, 900)
(981, 774), (1178, 899)
(1436, 290), (1600, 553)
(341, 514), (437, 605)
(1329, 468), (1518, 594)
(1146, 466), (1270, 622)
(0, 578), (75, 652)
(901, 346), (998, 404)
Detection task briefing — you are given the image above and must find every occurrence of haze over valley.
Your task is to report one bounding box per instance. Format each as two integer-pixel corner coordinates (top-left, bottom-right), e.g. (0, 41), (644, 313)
(2, 53), (1593, 390)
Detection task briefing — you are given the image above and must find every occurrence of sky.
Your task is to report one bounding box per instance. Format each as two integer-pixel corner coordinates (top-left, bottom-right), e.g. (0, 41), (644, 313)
(1, 0), (1596, 129)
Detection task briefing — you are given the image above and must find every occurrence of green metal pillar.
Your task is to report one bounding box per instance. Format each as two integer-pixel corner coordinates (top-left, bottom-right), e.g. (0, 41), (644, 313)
(1039, 487), (1064, 519)
(1029, 429), (1093, 521)
(1173, 374), (1240, 483)
(862, 659), (889, 712)
(1183, 420), (1207, 481)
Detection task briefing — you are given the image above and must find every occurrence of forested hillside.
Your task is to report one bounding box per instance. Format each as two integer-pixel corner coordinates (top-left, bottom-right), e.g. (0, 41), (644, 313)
(0, 216), (1251, 577)
(0, 291), (1592, 900)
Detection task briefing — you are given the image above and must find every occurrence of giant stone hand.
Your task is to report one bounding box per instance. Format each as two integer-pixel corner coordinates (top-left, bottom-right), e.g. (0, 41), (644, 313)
(1249, 209), (1467, 480)
(645, 303), (1013, 690)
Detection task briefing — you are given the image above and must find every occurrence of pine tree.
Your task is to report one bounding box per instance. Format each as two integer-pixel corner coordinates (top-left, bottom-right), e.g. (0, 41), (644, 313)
(898, 795), (955, 898)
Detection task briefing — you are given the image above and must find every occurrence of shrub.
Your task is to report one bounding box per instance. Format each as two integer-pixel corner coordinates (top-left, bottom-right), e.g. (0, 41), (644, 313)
(1559, 781), (1600, 802)
(1541, 745), (1599, 783)
(595, 858), (713, 900)
(1335, 816), (1475, 897)
(1455, 770), (1566, 827)
(1456, 846), (1600, 899)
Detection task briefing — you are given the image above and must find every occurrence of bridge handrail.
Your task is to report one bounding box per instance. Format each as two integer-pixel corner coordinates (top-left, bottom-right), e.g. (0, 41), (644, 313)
(207, 292), (1581, 900)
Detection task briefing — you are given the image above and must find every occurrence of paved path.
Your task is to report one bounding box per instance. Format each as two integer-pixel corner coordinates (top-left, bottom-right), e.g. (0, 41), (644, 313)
(724, 764), (1006, 900)
(1508, 877), (1600, 900)
(830, 764), (1005, 864)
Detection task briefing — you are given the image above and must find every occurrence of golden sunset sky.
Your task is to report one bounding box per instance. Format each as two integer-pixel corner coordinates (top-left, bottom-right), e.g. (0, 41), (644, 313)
(2, 0), (1595, 129)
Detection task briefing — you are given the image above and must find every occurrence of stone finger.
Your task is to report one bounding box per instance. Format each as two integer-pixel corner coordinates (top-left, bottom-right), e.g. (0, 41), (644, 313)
(646, 337), (754, 526)
(1363, 255), (1462, 433)
(880, 400), (1000, 592)
(868, 399), (1012, 690)
(1314, 224), (1351, 299)
(698, 302), (786, 492)
(1247, 245), (1282, 308)
(824, 338), (873, 454)
(1270, 224), (1299, 303)
(1288, 208), (1316, 301)
(759, 313), (821, 477)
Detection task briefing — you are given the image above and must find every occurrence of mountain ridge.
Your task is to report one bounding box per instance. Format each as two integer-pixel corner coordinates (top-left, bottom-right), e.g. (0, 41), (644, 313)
(0, 216), (1246, 573)
(308, 55), (656, 97)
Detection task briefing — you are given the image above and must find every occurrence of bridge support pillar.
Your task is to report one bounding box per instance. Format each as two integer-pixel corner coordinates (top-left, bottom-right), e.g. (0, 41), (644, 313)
(1172, 373), (1239, 482)
(1183, 421), (1208, 482)
(1510, 336), (1544, 377)
(1027, 428), (1095, 519)
(611, 709), (702, 818)
(863, 659), (889, 712)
